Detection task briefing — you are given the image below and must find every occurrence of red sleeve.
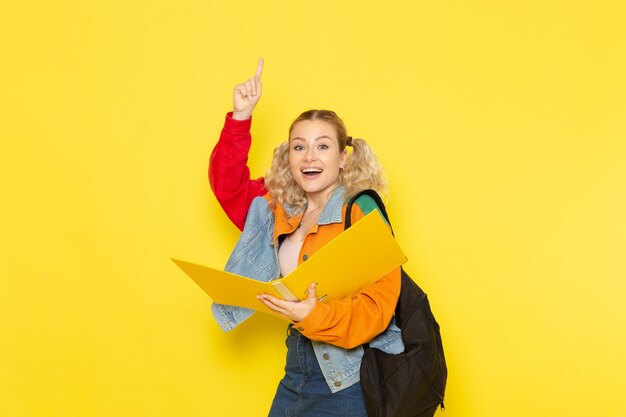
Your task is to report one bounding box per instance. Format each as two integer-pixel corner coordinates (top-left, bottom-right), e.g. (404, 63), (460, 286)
(209, 112), (268, 230)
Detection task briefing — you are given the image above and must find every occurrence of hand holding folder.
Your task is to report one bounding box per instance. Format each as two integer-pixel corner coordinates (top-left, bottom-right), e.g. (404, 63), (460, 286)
(172, 212), (407, 319)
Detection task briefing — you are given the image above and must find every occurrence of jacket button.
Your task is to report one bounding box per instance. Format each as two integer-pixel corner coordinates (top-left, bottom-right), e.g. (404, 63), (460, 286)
(323, 353), (330, 360)
(302, 254), (308, 261)
(334, 381), (342, 387)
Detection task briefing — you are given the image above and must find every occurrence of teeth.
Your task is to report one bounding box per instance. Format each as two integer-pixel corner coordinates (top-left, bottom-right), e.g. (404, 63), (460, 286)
(302, 168), (322, 173)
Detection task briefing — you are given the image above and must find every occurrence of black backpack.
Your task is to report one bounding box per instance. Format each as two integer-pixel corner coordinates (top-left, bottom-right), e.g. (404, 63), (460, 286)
(345, 190), (447, 417)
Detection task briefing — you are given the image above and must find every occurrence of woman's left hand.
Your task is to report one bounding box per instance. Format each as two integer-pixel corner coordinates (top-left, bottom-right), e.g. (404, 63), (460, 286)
(257, 282), (318, 322)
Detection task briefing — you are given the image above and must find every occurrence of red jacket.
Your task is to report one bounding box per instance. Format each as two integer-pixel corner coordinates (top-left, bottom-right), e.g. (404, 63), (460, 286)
(209, 113), (267, 230)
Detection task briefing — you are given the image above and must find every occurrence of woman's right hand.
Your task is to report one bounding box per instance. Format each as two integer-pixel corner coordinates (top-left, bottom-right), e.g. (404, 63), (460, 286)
(232, 58), (264, 120)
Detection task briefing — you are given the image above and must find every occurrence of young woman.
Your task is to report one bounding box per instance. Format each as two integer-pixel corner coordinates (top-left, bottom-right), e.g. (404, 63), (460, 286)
(209, 59), (404, 417)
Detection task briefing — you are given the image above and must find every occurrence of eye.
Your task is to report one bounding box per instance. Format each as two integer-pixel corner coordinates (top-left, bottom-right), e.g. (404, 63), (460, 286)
(318, 144), (329, 150)
(293, 144), (304, 151)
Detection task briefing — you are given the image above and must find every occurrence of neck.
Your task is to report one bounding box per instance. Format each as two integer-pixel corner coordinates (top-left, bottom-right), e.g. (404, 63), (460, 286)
(304, 184), (339, 212)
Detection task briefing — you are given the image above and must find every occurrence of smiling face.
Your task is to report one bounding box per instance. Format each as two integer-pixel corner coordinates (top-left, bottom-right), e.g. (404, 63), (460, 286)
(288, 119), (347, 203)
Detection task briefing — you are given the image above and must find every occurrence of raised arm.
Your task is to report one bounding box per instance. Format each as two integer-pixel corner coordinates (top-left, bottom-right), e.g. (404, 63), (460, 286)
(209, 58), (268, 230)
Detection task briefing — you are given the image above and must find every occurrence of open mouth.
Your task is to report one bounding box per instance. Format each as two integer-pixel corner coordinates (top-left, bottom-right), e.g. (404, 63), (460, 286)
(301, 167), (323, 177)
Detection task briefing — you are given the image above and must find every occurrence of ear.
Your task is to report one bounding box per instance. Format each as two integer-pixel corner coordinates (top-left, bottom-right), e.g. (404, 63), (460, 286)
(340, 149), (347, 168)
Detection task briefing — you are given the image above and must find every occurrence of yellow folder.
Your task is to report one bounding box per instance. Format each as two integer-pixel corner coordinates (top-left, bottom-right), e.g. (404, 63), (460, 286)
(171, 212), (407, 318)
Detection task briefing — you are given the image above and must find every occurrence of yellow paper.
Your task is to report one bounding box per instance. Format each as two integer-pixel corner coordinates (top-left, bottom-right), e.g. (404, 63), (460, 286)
(172, 212), (407, 318)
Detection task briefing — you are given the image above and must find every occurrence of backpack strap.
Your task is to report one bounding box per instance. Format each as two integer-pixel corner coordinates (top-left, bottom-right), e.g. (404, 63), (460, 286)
(345, 190), (396, 353)
(344, 189), (394, 236)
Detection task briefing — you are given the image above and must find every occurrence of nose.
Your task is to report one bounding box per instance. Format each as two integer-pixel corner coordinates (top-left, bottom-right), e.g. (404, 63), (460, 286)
(304, 146), (315, 161)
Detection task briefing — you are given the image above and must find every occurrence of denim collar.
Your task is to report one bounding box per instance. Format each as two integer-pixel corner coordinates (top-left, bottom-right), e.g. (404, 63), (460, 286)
(275, 185), (346, 242)
(317, 185), (345, 225)
(282, 185), (346, 225)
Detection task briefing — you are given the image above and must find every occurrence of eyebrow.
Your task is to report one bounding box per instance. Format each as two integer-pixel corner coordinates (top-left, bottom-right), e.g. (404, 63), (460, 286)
(291, 135), (333, 142)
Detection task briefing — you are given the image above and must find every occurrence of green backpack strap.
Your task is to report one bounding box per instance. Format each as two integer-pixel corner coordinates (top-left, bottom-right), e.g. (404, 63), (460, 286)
(344, 189), (393, 234)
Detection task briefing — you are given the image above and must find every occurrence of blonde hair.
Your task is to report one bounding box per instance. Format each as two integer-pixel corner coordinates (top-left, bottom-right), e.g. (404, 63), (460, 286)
(264, 110), (387, 212)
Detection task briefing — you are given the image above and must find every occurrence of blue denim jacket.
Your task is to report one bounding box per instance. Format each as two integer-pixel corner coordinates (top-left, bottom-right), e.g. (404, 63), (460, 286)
(212, 187), (404, 393)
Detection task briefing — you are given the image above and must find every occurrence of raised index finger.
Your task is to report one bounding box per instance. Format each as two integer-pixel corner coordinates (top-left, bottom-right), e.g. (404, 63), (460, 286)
(255, 57), (264, 78)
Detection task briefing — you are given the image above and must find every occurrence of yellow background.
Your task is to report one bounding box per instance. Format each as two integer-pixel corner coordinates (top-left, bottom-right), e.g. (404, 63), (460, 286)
(1, 1), (625, 416)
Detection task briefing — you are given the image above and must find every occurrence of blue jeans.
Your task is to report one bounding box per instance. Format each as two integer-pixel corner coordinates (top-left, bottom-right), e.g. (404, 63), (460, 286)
(268, 326), (368, 417)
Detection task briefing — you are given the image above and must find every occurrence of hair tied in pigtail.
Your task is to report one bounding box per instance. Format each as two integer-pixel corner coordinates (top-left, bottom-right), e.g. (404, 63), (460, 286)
(346, 136), (353, 147)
